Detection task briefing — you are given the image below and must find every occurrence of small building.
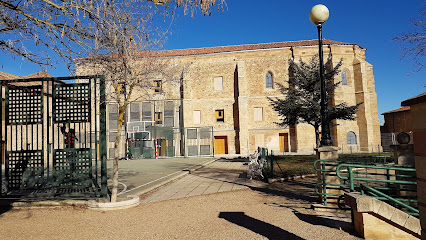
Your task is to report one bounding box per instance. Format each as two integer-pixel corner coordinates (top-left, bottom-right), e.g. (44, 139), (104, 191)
(401, 91), (426, 238)
(381, 106), (412, 152)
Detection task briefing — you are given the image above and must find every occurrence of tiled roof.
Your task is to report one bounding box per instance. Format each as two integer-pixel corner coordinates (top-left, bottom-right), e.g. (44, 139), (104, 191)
(382, 106), (410, 115)
(24, 71), (53, 79)
(402, 92), (426, 106)
(0, 71), (55, 86)
(0, 71), (53, 80)
(76, 39), (360, 60)
(0, 71), (20, 80)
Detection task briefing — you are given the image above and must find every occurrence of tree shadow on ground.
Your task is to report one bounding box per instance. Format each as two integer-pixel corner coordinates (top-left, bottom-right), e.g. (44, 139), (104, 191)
(218, 211), (304, 240)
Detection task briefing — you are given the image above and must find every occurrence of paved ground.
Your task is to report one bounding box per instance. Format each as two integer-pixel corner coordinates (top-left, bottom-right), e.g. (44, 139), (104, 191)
(141, 160), (269, 202)
(107, 157), (216, 198)
(0, 159), (360, 239)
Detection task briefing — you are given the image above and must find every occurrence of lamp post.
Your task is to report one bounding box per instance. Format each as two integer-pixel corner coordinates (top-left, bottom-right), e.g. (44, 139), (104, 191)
(310, 4), (333, 147)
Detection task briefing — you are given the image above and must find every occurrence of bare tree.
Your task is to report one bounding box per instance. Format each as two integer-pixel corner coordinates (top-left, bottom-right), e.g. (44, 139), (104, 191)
(394, 4), (425, 72)
(1, 0), (224, 68)
(74, 0), (223, 202)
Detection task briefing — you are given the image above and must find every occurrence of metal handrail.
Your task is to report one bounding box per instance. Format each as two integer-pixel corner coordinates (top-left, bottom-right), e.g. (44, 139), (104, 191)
(336, 163), (416, 191)
(314, 159), (417, 212)
(361, 184), (419, 216)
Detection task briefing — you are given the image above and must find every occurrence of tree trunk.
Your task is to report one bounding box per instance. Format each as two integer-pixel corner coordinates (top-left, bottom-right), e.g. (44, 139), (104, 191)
(111, 105), (126, 202)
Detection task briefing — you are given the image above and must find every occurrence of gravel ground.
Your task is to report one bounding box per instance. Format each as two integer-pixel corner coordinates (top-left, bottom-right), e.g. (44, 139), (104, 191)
(0, 178), (360, 240)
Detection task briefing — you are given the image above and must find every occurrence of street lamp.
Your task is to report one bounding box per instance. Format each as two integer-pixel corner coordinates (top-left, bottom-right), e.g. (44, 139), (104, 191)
(310, 4), (333, 147)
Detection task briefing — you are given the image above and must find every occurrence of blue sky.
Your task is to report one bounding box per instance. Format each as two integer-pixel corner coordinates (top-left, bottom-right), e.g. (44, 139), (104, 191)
(1, 0), (425, 124)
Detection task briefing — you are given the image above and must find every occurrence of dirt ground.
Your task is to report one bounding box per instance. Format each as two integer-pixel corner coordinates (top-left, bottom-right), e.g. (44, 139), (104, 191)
(0, 178), (360, 240)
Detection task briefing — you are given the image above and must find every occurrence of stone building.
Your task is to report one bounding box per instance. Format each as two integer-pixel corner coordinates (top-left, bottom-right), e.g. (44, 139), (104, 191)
(75, 39), (382, 158)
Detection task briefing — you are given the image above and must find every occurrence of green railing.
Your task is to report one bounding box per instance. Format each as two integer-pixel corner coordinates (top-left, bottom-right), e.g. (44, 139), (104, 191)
(314, 159), (418, 215)
(257, 147), (284, 178)
(336, 163), (418, 216)
(314, 159), (348, 206)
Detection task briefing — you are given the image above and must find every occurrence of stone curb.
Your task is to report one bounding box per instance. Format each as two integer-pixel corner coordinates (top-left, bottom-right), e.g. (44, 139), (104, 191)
(267, 173), (317, 183)
(87, 195), (139, 211)
(0, 158), (217, 210)
(0, 199), (88, 208)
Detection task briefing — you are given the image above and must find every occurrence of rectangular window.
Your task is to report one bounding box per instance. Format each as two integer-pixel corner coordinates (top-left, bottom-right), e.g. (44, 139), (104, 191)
(200, 129), (211, 139)
(254, 107), (263, 121)
(193, 110), (201, 125)
(142, 102), (152, 121)
(109, 132), (117, 143)
(164, 117), (174, 127)
(164, 101), (174, 127)
(154, 112), (163, 124)
(130, 102), (140, 122)
(214, 76), (223, 91)
(187, 129), (197, 139)
(108, 104), (118, 130)
(215, 109), (224, 122)
(154, 80), (162, 93)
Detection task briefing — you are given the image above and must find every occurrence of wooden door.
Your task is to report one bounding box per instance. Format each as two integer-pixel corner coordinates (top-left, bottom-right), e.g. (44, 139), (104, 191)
(279, 133), (289, 152)
(214, 136), (228, 154)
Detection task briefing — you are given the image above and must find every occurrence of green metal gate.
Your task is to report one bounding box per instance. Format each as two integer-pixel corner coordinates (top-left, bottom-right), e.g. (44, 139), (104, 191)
(0, 76), (107, 198)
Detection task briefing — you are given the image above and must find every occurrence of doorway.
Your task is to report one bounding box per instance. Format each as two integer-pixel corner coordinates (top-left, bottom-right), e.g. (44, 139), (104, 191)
(214, 136), (228, 154)
(279, 133), (289, 152)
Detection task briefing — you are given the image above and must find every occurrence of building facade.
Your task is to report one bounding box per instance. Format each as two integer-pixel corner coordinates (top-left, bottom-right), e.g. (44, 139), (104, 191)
(76, 39), (382, 157)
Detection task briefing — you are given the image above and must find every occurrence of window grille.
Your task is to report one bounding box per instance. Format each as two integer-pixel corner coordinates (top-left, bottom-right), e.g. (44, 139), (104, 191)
(342, 71), (348, 86)
(347, 131), (357, 145)
(266, 72), (273, 88)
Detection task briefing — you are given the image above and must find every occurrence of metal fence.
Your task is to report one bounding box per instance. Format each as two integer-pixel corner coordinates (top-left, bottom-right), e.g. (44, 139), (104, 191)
(126, 123), (214, 159)
(1, 76), (107, 198)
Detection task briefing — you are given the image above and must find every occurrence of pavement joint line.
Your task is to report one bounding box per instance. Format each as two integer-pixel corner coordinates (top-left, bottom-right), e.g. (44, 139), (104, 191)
(118, 158), (216, 196)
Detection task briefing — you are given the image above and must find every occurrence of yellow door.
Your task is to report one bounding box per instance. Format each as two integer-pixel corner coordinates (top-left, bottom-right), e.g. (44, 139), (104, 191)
(214, 137), (227, 154)
(160, 140), (166, 156)
(279, 133), (289, 152)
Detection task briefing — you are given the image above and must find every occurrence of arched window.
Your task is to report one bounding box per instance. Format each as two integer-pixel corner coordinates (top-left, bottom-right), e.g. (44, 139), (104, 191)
(347, 131), (357, 145)
(341, 71), (348, 86)
(266, 72), (273, 88)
